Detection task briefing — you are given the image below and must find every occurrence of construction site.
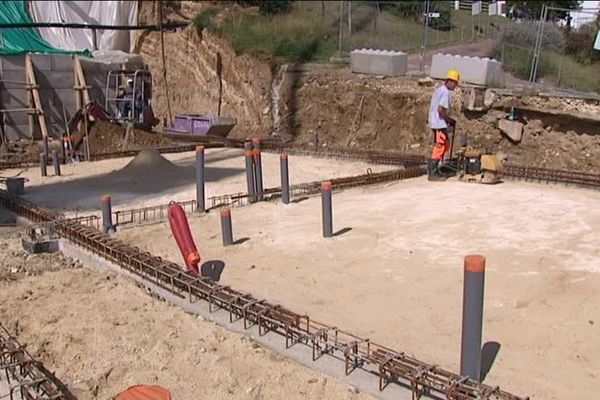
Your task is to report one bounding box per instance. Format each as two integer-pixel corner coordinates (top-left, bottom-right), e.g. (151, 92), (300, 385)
(1, 1), (600, 400)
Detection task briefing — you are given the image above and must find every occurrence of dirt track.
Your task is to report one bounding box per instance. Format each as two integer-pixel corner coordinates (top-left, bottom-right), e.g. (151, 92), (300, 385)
(0, 225), (371, 400)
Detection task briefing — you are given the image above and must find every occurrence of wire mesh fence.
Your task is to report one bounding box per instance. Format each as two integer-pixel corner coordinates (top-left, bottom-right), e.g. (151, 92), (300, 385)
(216, 1), (598, 93)
(337, 1), (509, 54)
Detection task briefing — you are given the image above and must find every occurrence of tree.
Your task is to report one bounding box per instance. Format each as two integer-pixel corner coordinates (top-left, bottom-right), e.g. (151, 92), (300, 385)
(234, 1), (293, 15)
(507, 1), (582, 25)
(378, 1), (452, 30)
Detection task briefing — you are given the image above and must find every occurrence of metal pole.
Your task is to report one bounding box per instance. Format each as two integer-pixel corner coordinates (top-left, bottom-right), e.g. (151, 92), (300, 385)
(321, 181), (333, 238)
(529, 3), (546, 83)
(348, 1), (352, 36)
(244, 141), (256, 203)
(532, 5), (548, 84)
(252, 139), (264, 201)
(280, 154), (290, 205)
(420, 1), (430, 73)
(39, 153), (47, 177)
(220, 208), (233, 246)
(101, 195), (115, 234)
(59, 135), (66, 164)
(51, 150), (61, 176)
(42, 136), (49, 163)
(195, 145), (205, 213)
(338, 1), (344, 55)
(83, 136), (90, 161)
(460, 254), (486, 381)
(557, 50), (564, 87)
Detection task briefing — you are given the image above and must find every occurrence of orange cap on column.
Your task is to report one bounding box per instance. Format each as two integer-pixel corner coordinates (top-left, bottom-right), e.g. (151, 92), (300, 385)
(220, 208), (231, 217)
(101, 194), (111, 203)
(464, 255), (486, 273)
(196, 145), (205, 152)
(321, 181), (332, 191)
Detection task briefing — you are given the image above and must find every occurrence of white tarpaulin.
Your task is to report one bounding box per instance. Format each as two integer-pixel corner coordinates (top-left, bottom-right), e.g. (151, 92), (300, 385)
(28, 1), (138, 52)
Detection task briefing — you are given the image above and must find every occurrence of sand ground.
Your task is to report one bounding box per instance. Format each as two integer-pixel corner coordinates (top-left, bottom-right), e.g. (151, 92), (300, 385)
(1, 149), (394, 214)
(119, 177), (600, 400)
(0, 225), (371, 400)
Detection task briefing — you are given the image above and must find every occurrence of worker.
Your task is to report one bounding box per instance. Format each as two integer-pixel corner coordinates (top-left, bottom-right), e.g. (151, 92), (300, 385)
(428, 69), (460, 181)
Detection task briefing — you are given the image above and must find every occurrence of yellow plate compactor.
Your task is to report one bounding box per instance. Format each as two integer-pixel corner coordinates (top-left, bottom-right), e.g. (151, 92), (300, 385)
(457, 148), (503, 184)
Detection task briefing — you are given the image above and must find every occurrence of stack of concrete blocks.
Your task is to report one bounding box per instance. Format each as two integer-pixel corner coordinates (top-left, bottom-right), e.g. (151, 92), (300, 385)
(0, 54), (142, 140)
(430, 53), (503, 87)
(350, 49), (408, 77)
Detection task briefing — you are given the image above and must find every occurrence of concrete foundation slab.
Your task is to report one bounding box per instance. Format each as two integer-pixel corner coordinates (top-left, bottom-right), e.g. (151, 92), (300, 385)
(119, 177), (600, 400)
(5, 149), (395, 213)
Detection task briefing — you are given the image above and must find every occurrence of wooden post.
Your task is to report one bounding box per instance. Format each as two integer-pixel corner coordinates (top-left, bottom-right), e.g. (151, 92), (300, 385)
(74, 56), (91, 106)
(73, 56), (82, 110)
(25, 53), (48, 140)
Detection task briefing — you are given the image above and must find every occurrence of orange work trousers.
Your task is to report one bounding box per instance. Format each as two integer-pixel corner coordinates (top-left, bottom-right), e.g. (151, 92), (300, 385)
(431, 129), (449, 161)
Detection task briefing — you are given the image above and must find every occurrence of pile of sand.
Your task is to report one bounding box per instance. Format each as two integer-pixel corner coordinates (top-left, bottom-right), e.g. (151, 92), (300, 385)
(120, 149), (180, 178)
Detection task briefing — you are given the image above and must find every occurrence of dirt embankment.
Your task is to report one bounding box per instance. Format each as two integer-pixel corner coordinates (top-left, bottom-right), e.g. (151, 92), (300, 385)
(135, 1), (600, 172)
(135, 2), (273, 138)
(276, 66), (600, 172)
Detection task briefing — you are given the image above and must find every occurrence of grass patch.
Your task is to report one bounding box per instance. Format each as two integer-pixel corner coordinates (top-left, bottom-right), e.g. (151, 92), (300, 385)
(215, 1), (339, 63)
(193, 7), (219, 31)
(209, 2), (512, 62)
(493, 43), (600, 93)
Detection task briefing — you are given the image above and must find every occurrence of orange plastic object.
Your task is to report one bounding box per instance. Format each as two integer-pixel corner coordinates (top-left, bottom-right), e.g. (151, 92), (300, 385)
(464, 254), (486, 273)
(115, 385), (172, 400)
(168, 202), (201, 275)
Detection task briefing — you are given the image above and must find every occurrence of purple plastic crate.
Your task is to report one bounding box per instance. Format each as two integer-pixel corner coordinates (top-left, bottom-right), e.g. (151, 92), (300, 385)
(165, 114), (237, 137)
(173, 115), (210, 135)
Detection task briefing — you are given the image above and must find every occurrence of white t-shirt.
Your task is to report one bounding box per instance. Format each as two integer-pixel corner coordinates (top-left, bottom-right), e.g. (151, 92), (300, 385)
(428, 85), (451, 129)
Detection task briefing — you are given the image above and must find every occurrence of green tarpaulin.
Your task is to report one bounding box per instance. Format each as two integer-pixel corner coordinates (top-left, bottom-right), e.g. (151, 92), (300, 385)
(0, 1), (88, 55)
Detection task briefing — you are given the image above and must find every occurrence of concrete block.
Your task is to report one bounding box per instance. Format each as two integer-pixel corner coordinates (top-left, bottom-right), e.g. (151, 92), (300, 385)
(50, 88), (78, 105)
(0, 55), (26, 71)
(498, 119), (524, 142)
(22, 237), (59, 254)
(30, 54), (53, 71)
(0, 88), (29, 107)
(3, 124), (32, 140)
(51, 54), (74, 71)
(3, 108), (31, 125)
(35, 70), (74, 89)
(0, 70), (28, 88)
(350, 49), (407, 76)
(430, 53), (503, 87)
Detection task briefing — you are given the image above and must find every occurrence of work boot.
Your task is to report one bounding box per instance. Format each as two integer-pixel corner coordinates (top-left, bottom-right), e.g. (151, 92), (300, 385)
(427, 160), (446, 181)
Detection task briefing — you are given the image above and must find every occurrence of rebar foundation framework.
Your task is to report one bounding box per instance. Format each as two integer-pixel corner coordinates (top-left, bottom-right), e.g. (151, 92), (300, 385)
(0, 190), (528, 400)
(74, 167), (425, 230)
(0, 323), (74, 400)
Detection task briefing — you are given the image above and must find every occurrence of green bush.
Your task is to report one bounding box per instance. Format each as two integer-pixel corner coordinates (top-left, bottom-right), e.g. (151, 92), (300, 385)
(234, 1), (293, 15)
(192, 7), (219, 31)
(380, 1), (452, 30)
(499, 21), (565, 52)
(492, 42), (557, 81)
(564, 24), (600, 64)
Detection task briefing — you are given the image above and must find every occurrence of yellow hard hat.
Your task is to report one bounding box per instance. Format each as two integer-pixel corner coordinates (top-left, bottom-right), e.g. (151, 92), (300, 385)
(446, 70), (460, 82)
